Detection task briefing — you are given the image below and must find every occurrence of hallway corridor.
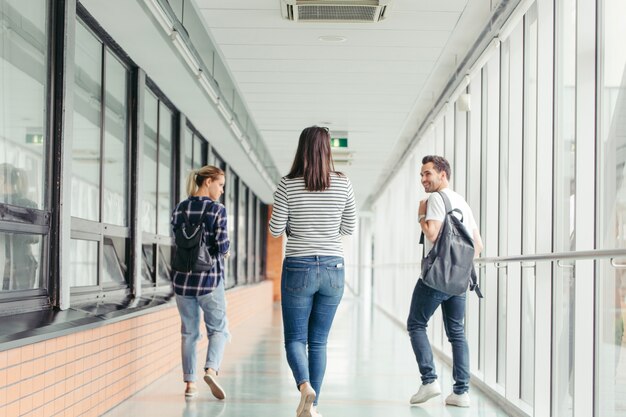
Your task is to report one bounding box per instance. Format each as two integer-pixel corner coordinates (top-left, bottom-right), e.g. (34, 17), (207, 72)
(103, 296), (511, 417)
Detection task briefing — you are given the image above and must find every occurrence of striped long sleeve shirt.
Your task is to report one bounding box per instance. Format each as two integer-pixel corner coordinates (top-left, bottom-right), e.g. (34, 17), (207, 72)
(269, 173), (357, 257)
(170, 196), (230, 296)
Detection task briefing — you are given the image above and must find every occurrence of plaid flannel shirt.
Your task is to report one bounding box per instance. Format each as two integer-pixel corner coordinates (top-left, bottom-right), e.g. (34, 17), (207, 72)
(170, 196), (230, 296)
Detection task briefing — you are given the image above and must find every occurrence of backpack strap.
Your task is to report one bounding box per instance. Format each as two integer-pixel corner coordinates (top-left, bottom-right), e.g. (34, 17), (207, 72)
(181, 199), (212, 230)
(437, 191), (464, 222)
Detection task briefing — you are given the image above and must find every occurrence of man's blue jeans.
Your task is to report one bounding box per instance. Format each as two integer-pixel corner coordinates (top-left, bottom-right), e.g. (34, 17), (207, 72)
(407, 279), (470, 394)
(175, 279), (230, 382)
(281, 256), (344, 406)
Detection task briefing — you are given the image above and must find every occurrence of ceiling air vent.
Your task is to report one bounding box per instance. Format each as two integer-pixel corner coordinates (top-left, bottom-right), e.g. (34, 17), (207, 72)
(280, 0), (392, 23)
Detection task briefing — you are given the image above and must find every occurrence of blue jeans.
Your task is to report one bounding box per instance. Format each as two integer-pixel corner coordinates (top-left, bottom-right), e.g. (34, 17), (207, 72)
(175, 279), (230, 382)
(407, 279), (470, 394)
(281, 256), (344, 406)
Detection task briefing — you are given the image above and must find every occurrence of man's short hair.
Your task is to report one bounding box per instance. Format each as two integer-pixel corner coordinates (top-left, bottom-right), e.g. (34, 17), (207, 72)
(422, 155), (451, 179)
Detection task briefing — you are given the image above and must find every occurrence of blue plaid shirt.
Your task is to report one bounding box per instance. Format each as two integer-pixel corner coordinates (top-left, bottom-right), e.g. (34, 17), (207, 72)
(170, 196), (230, 296)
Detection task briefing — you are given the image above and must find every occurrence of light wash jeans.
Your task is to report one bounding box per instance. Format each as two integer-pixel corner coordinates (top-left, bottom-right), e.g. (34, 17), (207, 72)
(407, 279), (470, 394)
(175, 279), (230, 382)
(281, 255), (344, 406)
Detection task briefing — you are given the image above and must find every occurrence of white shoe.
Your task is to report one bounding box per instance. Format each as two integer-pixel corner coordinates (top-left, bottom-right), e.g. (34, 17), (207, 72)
(203, 373), (226, 400)
(409, 380), (441, 404)
(445, 392), (470, 407)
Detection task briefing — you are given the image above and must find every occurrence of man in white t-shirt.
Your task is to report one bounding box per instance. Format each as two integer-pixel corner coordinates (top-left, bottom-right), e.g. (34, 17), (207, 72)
(407, 155), (483, 408)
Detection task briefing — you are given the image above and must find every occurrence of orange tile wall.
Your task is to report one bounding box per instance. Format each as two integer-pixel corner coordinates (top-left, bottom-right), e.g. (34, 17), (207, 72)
(0, 280), (273, 417)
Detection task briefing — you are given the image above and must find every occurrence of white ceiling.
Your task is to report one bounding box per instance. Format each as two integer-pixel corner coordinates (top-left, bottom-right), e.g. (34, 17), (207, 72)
(192, 0), (491, 206)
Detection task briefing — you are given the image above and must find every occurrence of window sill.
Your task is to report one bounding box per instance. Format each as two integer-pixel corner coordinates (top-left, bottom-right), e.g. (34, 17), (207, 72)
(0, 288), (175, 352)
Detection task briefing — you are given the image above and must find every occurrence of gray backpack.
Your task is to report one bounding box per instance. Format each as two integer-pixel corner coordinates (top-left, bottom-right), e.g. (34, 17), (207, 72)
(420, 191), (483, 298)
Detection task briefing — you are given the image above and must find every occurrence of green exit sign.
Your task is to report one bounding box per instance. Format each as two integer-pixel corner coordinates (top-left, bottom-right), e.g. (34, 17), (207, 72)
(26, 134), (44, 144)
(331, 137), (348, 148)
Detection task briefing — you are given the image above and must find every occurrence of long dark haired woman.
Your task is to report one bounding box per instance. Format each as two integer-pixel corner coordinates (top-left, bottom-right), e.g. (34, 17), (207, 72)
(170, 165), (230, 399)
(269, 126), (357, 417)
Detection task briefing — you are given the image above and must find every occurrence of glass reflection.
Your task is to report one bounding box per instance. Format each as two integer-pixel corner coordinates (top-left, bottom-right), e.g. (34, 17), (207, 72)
(102, 51), (129, 226)
(0, 231), (42, 291)
(142, 90), (158, 233)
(0, 0), (48, 209)
(71, 21), (102, 221)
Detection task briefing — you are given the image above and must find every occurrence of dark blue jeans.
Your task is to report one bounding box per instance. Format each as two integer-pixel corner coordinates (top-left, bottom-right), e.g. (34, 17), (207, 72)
(407, 279), (470, 394)
(281, 256), (344, 406)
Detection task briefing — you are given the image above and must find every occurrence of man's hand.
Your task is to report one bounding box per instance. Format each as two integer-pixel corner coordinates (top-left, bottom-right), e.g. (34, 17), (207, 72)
(418, 199), (428, 217)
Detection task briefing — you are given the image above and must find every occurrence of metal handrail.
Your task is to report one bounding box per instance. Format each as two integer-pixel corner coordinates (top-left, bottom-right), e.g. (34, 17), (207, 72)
(349, 249), (626, 269)
(474, 249), (626, 265)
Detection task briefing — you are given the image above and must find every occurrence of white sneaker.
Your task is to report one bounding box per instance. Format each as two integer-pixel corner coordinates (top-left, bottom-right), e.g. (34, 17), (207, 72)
(409, 381), (441, 404)
(445, 392), (470, 407)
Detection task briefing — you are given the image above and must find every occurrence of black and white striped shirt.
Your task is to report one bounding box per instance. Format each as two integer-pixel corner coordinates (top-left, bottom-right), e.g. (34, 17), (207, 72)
(269, 173), (357, 257)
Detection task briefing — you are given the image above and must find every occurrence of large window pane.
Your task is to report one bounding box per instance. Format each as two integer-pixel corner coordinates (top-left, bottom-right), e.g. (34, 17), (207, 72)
(598, 0), (626, 414)
(71, 22), (102, 221)
(225, 170), (238, 288)
(142, 90), (158, 233)
(498, 37), (510, 387)
(553, 0), (576, 414)
(0, 231), (42, 291)
(102, 52), (128, 226)
(237, 182), (248, 284)
(181, 127), (193, 200)
(520, 3), (538, 405)
(0, 0), (47, 210)
(157, 103), (173, 236)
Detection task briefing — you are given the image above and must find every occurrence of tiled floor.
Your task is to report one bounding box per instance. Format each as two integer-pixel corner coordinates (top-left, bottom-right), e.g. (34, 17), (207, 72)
(103, 296), (512, 417)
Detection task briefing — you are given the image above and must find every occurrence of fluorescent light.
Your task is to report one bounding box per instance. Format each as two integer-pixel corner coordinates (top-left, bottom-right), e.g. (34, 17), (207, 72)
(198, 73), (219, 103)
(171, 30), (200, 76)
(143, 0), (173, 34)
(216, 99), (231, 122)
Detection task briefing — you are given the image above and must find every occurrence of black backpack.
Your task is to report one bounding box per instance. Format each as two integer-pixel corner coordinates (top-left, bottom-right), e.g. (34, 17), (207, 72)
(172, 201), (216, 273)
(420, 191), (483, 298)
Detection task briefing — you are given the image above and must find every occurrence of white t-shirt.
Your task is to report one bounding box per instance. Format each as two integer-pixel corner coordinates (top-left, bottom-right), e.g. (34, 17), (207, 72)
(423, 188), (478, 255)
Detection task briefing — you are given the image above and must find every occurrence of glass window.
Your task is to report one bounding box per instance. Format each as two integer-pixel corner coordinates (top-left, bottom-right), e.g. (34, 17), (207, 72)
(0, 0), (48, 210)
(141, 86), (176, 288)
(225, 169), (238, 288)
(102, 237), (127, 286)
(0, 231), (43, 291)
(598, 0), (626, 414)
(181, 127), (193, 201)
(553, 0), (577, 414)
(69, 18), (131, 295)
(247, 193), (256, 282)
(102, 52), (129, 226)
(142, 90), (158, 234)
(521, 3), (538, 405)
(157, 103), (173, 236)
(71, 22), (102, 222)
(69, 239), (98, 287)
(237, 182), (248, 284)
(498, 37), (511, 387)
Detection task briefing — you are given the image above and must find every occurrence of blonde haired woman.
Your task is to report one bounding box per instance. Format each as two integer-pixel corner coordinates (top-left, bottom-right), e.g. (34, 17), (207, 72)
(170, 165), (230, 399)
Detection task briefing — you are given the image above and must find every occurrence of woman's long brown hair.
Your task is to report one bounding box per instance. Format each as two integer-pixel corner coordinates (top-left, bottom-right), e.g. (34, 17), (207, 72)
(287, 126), (340, 191)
